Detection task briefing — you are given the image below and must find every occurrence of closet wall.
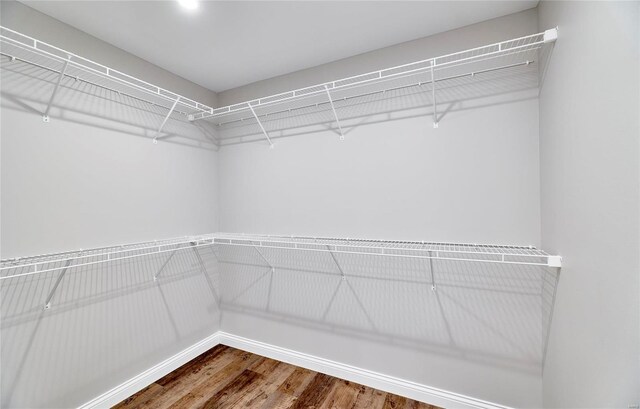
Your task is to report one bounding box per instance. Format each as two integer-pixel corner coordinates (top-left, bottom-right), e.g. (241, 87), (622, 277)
(0, 2), (221, 408)
(216, 10), (545, 408)
(538, 1), (640, 407)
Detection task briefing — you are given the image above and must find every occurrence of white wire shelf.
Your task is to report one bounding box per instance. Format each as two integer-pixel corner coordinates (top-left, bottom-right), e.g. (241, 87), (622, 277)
(0, 25), (214, 129)
(195, 29), (557, 146)
(0, 232), (562, 281)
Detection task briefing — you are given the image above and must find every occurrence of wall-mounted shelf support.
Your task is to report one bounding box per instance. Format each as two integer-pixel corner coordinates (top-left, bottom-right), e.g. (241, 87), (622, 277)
(324, 85), (345, 140)
(428, 250), (436, 291)
(326, 245), (346, 281)
(0, 26), (215, 126)
(43, 259), (72, 309)
(430, 63), (438, 129)
(154, 97), (180, 144)
(0, 233), (562, 282)
(248, 105), (274, 148)
(42, 59), (70, 123)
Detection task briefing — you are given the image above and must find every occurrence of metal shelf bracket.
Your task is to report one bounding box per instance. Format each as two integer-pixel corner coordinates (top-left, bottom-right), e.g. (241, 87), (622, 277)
(42, 58), (70, 123)
(327, 245), (346, 281)
(154, 97), (180, 144)
(248, 104), (274, 148)
(324, 85), (345, 140)
(43, 259), (72, 309)
(431, 63), (438, 129)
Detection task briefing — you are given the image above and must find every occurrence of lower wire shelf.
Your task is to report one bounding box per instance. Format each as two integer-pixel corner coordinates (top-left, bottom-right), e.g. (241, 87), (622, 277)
(0, 233), (561, 281)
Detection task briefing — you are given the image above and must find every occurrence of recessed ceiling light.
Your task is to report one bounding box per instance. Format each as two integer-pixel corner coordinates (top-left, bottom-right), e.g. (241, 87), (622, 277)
(177, 0), (198, 11)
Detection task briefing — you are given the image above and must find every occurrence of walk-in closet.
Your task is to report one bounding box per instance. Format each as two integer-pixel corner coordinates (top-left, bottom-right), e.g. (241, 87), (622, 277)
(1, 1), (638, 408)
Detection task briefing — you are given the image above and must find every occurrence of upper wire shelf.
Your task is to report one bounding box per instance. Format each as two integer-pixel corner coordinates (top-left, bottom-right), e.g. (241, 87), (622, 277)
(0, 26), (214, 130)
(0, 232), (562, 281)
(196, 28), (557, 146)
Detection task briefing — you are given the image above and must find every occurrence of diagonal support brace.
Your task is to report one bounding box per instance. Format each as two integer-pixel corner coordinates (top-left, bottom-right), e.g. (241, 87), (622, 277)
(324, 85), (344, 140)
(430, 62), (438, 128)
(253, 246), (274, 273)
(44, 259), (73, 309)
(428, 250), (436, 291)
(248, 104), (274, 148)
(153, 97), (180, 144)
(43, 59), (70, 122)
(326, 245), (346, 281)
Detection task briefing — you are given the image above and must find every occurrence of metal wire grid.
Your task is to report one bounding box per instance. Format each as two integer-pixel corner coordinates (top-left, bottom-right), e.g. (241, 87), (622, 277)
(211, 233), (560, 267)
(0, 233), (561, 280)
(0, 235), (218, 280)
(0, 26), (214, 118)
(195, 30), (554, 145)
(0, 55), (219, 149)
(211, 60), (539, 144)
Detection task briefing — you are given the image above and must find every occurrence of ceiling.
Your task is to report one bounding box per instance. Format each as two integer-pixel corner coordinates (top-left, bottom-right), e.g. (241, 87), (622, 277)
(21, 1), (538, 92)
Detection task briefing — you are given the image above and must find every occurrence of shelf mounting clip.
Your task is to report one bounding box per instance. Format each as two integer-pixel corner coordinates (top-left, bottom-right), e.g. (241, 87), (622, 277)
(42, 58), (70, 123)
(324, 85), (345, 140)
(248, 104), (274, 148)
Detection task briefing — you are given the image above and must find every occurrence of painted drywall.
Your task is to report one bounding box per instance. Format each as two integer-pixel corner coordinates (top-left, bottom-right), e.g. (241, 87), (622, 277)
(1, 2), (221, 407)
(216, 10), (545, 408)
(538, 1), (640, 408)
(218, 8), (538, 106)
(217, 9), (542, 246)
(1, 0), (218, 108)
(1, 0), (220, 257)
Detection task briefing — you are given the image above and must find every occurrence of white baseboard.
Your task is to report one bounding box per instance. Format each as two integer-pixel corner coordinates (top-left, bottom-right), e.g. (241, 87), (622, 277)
(77, 332), (221, 409)
(78, 331), (510, 409)
(218, 332), (511, 409)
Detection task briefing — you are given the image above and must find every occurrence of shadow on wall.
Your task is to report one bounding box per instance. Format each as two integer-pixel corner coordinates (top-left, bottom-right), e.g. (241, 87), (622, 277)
(216, 244), (560, 376)
(1, 45), (546, 150)
(0, 55), (219, 151)
(208, 54), (543, 147)
(0, 246), (220, 408)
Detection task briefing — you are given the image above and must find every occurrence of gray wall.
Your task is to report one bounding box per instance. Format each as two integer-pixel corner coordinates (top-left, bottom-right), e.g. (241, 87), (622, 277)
(1, 0), (220, 258)
(1, 0), (217, 108)
(216, 10), (546, 408)
(1, 2), (221, 407)
(538, 1), (640, 408)
(218, 9), (538, 106)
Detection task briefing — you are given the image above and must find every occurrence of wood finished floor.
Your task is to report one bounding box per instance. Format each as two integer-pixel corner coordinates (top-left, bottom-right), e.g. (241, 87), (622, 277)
(114, 345), (441, 409)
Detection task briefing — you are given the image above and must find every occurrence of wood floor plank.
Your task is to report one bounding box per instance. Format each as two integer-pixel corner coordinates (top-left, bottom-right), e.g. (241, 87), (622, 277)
(166, 350), (261, 409)
(289, 373), (337, 409)
(277, 366), (317, 397)
(318, 379), (361, 409)
(113, 346), (442, 409)
(156, 345), (229, 387)
(201, 369), (263, 409)
(113, 383), (164, 409)
(352, 385), (387, 409)
(232, 362), (297, 408)
(382, 393), (408, 409)
(143, 347), (242, 409)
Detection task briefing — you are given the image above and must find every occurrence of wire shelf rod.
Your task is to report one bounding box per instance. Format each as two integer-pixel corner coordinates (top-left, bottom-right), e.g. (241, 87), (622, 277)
(0, 238), (217, 281)
(212, 237), (549, 258)
(0, 26), (214, 115)
(0, 233), (562, 280)
(193, 29), (556, 122)
(210, 59), (533, 128)
(212, 240), (556, 267)
(0, 53), (195, 117)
